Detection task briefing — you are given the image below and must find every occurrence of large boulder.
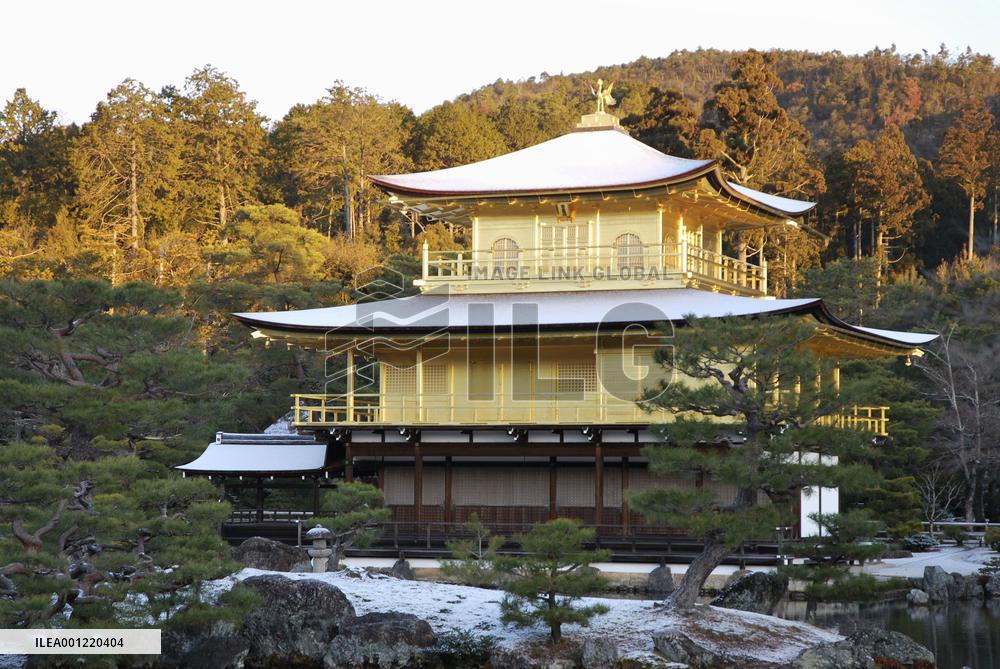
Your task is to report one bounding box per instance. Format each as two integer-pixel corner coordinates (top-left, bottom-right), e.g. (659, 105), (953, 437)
(646, 564), (675, 595)
(948, 572), (983, 600)
(789, 627), (935, 669)
(241, 574), (355, 665)
(710, 571), (788, 615)
(906, 588), (930, 606)
(157, 620), (250, 669)
(921, 565), (953, 603)
(231, 536), (309, 572)
(987, 572), (1000, 598)
(388, 558), (415, 579)
(323, 612), (436, 669)
(652, 625), (732, 667)
(581, 635), (620, 669)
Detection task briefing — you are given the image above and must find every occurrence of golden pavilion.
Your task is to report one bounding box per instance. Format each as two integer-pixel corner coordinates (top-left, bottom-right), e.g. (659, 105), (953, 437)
(179, 104), (934, 561)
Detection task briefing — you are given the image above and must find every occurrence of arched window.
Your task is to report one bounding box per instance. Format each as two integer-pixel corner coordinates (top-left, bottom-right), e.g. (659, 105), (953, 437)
(491, 237), (520, 273)
(614, 233), (644, 271)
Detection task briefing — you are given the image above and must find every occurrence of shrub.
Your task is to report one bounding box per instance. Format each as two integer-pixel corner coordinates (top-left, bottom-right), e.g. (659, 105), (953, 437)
(942, 525), (968, 546)
(985, 528), (1000, 552)
(901, 533), (939, 552)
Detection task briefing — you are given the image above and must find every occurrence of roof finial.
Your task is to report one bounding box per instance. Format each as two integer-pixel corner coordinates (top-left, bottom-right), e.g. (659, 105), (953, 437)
(590, 79), (616, 114)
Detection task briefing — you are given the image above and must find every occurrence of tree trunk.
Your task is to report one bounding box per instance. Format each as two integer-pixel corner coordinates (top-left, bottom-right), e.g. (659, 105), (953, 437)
(968, 193), (976, 260)
(219, 183), (228, 230)
(666, 536), (732, 609)
(129, 142), (141, 250)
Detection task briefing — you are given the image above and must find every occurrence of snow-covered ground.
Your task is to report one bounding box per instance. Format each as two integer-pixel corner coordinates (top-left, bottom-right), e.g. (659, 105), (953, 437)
(209, 568), (841, 666)
(860, 545), (994, 579)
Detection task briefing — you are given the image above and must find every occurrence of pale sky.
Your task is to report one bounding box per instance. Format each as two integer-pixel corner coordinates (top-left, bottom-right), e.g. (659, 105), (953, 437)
(3, 0), (998, 125)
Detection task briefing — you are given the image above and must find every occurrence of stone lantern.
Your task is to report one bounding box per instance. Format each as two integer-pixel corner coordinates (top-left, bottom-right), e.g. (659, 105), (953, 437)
(305, 525), (334, 573)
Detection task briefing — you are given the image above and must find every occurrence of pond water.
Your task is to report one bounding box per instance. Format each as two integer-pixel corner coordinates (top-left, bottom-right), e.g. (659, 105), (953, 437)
(774, 599), (1000, 669)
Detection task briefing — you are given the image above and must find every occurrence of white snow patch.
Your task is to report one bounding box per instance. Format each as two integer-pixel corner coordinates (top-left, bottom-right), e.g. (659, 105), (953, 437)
(862, 545), (995, 579)
(206, 568), (841, 665)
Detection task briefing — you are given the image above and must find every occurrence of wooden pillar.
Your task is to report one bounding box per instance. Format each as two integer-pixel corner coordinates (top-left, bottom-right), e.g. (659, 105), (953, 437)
(255, 477), (264, 523)
(377, 462), (385, 491)
(312, 477), (320, 515)
(346, 347), (355, 420)
(833, 363), (841, 395)
(444, 456), (453, 525)
(549, 456), (558, 520)
(413, 443), (423, 524)
(344, 443), (354, 483)
(594, 444), (604, 528)
(621, 457), (630, 537)
(416, 349), (424, 421)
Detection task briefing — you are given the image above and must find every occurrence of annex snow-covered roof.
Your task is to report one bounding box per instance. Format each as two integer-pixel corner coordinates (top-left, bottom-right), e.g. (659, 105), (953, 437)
(233, 288), (934, 351)
(177, 433), (326, 474)
(370, 123), (816, 218)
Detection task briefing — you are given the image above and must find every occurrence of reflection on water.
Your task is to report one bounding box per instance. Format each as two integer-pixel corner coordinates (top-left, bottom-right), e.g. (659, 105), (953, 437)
(775, 598), (1000, 669)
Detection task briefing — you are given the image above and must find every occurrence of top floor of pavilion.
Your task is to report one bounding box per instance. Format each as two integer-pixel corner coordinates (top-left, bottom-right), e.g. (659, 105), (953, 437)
(370, 109), (816, 297)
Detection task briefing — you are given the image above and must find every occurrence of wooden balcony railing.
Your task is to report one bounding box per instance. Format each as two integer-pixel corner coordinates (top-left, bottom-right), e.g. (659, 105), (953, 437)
(292, 393), (890, 435)
(816, 406), (889, 436)
(292, 392), (656, 427)
(420, 240), (767, 295)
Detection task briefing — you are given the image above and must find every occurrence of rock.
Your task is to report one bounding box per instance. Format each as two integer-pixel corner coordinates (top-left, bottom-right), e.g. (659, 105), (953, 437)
(323, 612), (436, 669)
(581, 636), (619, 669)
(389, 558), (415, 580)
(710, 571), (788, 615)
(906, 588), (929, 606)
(647, 564), (675, 595)
(231, 536), (309, 572)
(722, 568), (751, 590)
(987, 572), (1000, 598)
(489, 649), (578, 669)
(157, 620), (250, 669)
(921, 565), (953, 602)
(241, 574), (355, 664)
(652, 625), (730, 667)
(948, 572), (983, 600)
(789, 627), (935, 669)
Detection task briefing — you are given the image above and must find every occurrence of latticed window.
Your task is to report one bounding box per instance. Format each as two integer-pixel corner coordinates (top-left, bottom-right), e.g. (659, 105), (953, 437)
(422, 363), (448, 394)
(491, 237), (520, 271)
(614, 232), (644, 271)
(555, 362), (598, 394)
(384, 365), (416, 395)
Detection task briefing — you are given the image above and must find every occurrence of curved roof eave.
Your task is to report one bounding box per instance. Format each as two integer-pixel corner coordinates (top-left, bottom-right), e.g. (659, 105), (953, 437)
(371, 163), (816, 220)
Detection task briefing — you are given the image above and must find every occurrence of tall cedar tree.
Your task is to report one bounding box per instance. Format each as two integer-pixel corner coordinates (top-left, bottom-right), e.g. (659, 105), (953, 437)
(171, 66), (267, 235)
(840, 125), (930, 273)
(631, 316), (879, 609)
(271, 83), (413, 238)
(72, 80), (179, 285)
(937, 99), (999, 261)
(495, 518), (609, 642)
(0, 89), (75, 267)
(411, 101), (507, 171)
(624, 87), (704, 158)
(699, 50), (827, 295)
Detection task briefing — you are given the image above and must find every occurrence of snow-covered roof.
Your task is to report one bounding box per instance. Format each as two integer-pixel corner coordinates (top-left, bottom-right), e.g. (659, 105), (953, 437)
(370, 126), (815, 218)
(177, 433), (326, 474)
(233, 288), (935, 351)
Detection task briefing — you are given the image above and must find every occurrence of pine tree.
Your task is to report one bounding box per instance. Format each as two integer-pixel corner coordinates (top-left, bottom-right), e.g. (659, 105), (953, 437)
(311, 482), (390, 570)
(495, 518), (609, 642)
(937, 99), (1000, 260)
(630, 316), (881, 609)
(441, 512), (506, 587)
